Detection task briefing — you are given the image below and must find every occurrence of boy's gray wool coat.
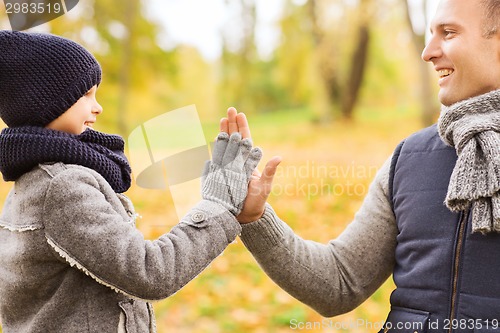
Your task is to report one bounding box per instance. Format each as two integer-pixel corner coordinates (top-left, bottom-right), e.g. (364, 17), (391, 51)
(0, 162), (241, 333)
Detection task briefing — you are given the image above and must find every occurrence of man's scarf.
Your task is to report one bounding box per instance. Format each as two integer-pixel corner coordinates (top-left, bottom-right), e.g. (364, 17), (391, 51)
(438, 89), (500, 234)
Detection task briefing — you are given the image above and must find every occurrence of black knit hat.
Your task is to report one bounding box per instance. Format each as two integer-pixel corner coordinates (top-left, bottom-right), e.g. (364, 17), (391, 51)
(0, 30), (102, 127)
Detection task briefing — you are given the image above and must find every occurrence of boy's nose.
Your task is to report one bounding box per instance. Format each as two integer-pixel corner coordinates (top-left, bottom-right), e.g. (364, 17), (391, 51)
(93, 102), (103, 115)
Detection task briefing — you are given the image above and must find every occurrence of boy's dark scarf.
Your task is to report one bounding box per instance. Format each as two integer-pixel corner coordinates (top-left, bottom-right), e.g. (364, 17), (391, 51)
(0, 126), (131, 193)
(438, 89), (500, 234)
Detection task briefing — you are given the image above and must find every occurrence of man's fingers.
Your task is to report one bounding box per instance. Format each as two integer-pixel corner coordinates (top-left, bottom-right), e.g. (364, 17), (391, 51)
(252, 169), (261, 178)
(223, 108), (251, 140)
(220, 118), (229, 134)
(236, 113), (251, 139)
(227, 107), (238, 134)
(261, 156), (282, 185)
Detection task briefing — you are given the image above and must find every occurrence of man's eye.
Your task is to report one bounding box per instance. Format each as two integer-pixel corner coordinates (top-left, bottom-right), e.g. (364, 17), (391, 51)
(444, 30), (456, 37)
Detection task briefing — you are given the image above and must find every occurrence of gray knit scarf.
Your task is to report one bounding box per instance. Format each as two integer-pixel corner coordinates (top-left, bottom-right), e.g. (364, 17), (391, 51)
(438, 89), (500, 234)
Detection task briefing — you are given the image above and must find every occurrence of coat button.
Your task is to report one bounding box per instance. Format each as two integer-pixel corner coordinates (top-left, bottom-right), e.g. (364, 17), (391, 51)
(191, 212), (206, 223)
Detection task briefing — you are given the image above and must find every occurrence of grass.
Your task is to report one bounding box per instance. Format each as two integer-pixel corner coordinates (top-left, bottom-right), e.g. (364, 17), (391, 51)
(0, 105), (423, 333)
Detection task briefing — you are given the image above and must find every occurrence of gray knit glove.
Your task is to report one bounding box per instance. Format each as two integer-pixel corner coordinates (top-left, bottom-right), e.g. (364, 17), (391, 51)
(201, 132), (262, 216)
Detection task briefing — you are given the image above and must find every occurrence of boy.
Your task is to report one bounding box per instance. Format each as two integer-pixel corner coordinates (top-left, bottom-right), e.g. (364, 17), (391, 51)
(0, 30), (260, 333)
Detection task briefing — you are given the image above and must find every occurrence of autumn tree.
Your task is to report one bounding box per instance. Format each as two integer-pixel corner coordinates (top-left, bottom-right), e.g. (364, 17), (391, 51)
(308, 0), (374, 120)
(219, 0), (257, 113)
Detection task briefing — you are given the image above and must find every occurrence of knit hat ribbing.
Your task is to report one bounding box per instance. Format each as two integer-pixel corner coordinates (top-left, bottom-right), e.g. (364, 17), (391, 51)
(0, 30), (102, 127)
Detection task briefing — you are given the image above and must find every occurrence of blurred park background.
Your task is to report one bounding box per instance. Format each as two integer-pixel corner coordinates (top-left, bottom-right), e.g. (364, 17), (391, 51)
(1, 0), (438, 332)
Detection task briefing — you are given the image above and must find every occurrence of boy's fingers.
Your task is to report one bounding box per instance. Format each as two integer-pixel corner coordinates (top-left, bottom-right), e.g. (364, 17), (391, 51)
(201, 160), (211, 179)
(243, 147), (263, 179)
(220, 118), (229, 134)
(222, 132), (242, 166)
(236, 113), (251, 139)
(227, 107), (238, 134)
(212, 132), (230, 165)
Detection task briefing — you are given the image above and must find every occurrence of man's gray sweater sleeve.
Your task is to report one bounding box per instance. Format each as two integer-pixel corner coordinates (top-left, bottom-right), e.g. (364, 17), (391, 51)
(239, 157), (397, 317)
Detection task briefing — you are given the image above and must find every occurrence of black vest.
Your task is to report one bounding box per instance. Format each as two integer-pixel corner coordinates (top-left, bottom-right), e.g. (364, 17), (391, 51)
(382, 125), (500, 333)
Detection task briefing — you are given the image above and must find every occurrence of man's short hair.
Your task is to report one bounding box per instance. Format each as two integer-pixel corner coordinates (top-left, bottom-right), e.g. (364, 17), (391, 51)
(481, 0), (500, 37)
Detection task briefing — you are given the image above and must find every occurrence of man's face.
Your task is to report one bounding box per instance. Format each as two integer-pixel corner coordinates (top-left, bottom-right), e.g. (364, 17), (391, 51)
(422, 0), (500, 106)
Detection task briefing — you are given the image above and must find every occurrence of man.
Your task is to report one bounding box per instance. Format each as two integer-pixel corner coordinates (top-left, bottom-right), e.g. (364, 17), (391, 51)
(223, 0), (500, 331)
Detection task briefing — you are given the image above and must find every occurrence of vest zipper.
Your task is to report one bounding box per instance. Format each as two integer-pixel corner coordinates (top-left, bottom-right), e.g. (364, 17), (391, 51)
(448, 210), (468, 333)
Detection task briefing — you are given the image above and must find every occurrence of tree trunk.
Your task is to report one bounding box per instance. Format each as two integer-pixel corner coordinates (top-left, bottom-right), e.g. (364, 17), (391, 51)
(117, 0), (137, 136)
(307, 0), (340, 121)
(237, 0), (256, 108)
(308, 0), (372, 121)
(341, 23), (370, 119)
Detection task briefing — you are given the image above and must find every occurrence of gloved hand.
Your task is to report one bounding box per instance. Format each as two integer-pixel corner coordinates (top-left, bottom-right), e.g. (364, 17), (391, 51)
(202, 132), (262, 216)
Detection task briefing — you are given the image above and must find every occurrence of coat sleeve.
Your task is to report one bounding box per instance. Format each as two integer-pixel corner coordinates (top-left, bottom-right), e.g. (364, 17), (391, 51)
(239, 157), (397, 317)
(42, 167), (241, 301)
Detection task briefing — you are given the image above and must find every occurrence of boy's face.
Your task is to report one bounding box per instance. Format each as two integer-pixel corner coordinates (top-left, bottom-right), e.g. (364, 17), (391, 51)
(421, 0), (500, 106)
(46, 85), (102, 135)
